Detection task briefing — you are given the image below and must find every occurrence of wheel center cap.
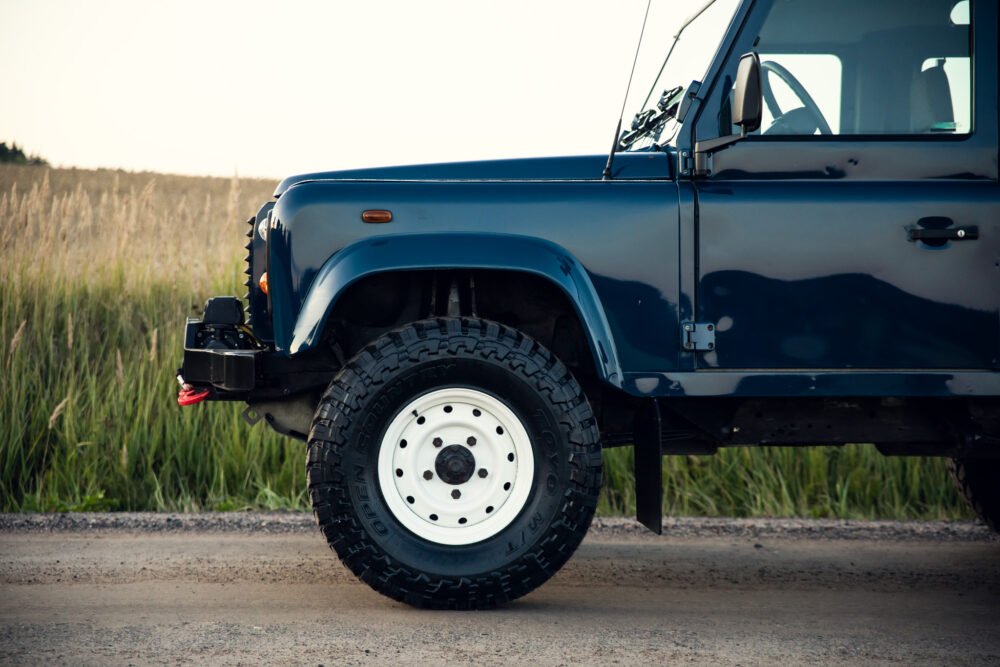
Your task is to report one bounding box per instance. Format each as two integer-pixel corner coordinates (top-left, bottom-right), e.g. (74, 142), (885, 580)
(434, 445), (475, 485)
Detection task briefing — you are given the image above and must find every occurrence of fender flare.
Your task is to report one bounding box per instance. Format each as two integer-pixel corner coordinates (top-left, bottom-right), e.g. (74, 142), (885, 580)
(281, 232), (623, 387)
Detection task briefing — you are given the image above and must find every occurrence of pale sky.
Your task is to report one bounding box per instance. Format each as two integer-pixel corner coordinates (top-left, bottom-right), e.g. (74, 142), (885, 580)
(0, 1), (728, 180)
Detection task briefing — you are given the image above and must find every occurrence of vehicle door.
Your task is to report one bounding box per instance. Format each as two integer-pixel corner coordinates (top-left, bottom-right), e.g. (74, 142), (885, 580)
(689, 0), (999, 371)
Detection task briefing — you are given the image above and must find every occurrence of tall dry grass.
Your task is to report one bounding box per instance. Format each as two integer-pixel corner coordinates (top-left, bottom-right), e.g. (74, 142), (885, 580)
(0, 165), (260, 284)
(0, 165), (302, 510)
(0, 163), (971, 517)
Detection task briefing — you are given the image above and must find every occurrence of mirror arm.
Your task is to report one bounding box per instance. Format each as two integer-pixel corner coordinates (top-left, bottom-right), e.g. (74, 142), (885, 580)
(691, 133), (746, 176)
(694, 134), (744, 155)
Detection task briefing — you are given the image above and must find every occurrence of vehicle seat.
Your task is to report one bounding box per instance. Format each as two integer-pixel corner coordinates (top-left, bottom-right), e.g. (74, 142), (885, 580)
(910, 61), (955, 132)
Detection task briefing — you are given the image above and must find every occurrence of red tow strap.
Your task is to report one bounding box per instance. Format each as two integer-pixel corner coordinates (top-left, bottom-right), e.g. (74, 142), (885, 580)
(177, 386), (211, 406)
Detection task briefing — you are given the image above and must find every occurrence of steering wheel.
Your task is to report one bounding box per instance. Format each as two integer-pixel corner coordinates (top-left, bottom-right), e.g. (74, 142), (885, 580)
(760, 60), (833, 135)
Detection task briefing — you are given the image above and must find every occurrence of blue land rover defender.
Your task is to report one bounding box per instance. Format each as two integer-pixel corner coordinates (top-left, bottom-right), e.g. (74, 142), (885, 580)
(178, 0), (999, 608)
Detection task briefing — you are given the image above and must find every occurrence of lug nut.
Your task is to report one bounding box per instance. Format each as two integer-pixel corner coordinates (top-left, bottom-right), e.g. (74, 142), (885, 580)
(467, 436), (477, 446)
(433, 437), (443, 447)
(451, 489), (462, 499)
(478, 468), (488, 478)
(423, 470), (433, 480)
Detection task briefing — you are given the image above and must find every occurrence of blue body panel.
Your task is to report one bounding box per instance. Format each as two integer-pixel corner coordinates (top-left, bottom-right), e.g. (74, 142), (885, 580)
(694, 180), (1000, 370)
(288, 233), (623, 385)
(273, 153), (669, 197)
(264, 147), (1000, 398)
(268, 152), (679, 385)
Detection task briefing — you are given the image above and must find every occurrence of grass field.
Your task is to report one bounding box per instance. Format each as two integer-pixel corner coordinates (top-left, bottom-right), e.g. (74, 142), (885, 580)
(0, 163), (970, 518)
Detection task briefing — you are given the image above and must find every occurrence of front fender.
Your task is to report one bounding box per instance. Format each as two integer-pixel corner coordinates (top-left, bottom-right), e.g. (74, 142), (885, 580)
(280, 233), (623, 388)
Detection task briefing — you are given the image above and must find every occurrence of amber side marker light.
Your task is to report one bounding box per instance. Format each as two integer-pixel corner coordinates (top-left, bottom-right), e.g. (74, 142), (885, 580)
(258, 272), (269, 295)
(362, 209), (393, 223)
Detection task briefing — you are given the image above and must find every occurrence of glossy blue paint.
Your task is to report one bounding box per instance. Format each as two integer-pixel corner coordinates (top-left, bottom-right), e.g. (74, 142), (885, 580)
(694, 180), (1000, 370)
(266, 158), (681, 380)
(247, 201), (274, 341)
(273, 153), (670, 197)
(287, 233), (623, 385)
(623, 370), (1000, 398)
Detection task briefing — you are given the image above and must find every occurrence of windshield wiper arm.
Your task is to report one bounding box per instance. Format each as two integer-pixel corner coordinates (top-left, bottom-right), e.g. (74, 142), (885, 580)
(617, 86), (684, 150)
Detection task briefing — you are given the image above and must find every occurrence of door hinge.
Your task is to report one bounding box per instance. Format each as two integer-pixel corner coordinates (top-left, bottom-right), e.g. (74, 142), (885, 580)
(681, 322), (716, 352)
(679, 149), (713, 178)
(678, 150), (694, 177)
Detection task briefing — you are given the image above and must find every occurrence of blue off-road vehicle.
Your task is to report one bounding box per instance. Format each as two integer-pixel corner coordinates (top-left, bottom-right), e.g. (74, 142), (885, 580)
(179, 0), (999, 608)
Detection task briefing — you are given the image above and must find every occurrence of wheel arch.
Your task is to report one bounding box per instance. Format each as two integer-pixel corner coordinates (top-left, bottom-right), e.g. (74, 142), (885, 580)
(280, 233), (623, 388)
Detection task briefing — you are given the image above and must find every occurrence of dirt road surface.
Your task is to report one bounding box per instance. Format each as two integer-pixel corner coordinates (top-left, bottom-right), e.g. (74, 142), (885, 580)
(1, 514), (998, 665)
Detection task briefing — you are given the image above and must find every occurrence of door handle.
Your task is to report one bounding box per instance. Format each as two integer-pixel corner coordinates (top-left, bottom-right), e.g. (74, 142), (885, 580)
(908, 226), (978, 242)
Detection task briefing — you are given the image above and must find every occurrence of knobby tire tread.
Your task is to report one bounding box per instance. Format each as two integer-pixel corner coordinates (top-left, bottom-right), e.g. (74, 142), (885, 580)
(306, 317), (602, 609)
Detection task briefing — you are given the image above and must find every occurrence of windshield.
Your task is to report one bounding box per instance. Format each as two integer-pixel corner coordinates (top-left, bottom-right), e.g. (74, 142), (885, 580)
(624, 0), (741, 150)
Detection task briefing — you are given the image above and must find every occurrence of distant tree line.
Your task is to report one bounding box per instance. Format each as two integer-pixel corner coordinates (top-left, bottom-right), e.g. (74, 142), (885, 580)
(0, 142), (48, 166)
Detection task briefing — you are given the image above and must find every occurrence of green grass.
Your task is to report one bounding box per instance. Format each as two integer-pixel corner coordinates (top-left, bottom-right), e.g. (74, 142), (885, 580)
(1, 268), (304, 512)
(599, 445), (967, 519)
(0, 164), (972, 518)
(0, 254), (970, 518)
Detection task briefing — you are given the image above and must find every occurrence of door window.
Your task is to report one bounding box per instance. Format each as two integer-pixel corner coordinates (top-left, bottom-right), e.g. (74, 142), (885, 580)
(727, 0), (973, 137)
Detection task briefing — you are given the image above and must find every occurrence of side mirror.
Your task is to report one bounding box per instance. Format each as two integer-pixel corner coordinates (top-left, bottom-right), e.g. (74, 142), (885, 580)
(692, 52), (762, 175)
(732, 52), (762, 135)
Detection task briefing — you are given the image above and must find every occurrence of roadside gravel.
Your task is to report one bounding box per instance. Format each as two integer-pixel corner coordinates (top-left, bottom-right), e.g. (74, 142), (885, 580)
(1, 511), (996, 541)
(2, 513), (998, 665)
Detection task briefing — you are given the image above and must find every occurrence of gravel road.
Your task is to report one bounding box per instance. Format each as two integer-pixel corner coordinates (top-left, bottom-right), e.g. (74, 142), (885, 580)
(2, 513), (998, 665)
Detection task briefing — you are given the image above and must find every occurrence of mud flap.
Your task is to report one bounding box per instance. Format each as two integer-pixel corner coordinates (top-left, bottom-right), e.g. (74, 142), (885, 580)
(633, 399), (663, 534)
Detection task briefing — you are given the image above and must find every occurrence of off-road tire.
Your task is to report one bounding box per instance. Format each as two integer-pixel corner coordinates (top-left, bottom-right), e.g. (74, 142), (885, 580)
(949, 458), (1000, 533)
(306, 317), (602, 609)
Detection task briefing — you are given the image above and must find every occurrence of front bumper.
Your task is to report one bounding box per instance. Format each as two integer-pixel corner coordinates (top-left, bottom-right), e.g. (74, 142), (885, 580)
(180, 317), (262, 396)
(178, 297), (340, 404)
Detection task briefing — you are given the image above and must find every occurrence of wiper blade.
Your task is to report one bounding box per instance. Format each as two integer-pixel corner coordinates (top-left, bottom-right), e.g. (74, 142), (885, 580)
(618, 85), (684, 150)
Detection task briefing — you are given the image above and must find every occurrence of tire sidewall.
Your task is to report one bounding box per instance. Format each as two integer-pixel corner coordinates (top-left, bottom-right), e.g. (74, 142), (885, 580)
(338, 354), (571, 577)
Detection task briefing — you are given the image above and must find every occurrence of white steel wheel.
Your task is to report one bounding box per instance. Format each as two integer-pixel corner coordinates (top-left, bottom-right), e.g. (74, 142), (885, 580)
(307, 317), (602, 609)
(377, 387), (535, 546)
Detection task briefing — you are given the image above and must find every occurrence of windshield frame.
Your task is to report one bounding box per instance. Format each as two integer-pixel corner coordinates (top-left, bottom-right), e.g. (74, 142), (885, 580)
(637, 0), (722, 113)
(626, 0), (746, 151)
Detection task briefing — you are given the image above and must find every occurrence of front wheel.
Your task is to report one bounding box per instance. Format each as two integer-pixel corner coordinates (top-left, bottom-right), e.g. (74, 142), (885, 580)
(307, 318), (602, 609)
